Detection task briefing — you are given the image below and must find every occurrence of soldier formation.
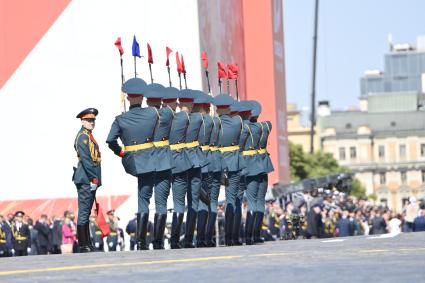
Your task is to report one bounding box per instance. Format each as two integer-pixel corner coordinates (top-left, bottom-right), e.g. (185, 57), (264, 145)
(72, 76), (274, 251)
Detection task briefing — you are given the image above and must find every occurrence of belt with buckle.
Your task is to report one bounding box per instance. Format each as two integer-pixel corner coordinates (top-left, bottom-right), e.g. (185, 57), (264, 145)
(242, 149), (258, 156)
(219, 145), (240, 153)
(185, 141), (200, 148)
(153, 140), (170, 147)
(201, 145), (210, 151)
(170, 143), (186, 150)
(124, 142), (154, 152)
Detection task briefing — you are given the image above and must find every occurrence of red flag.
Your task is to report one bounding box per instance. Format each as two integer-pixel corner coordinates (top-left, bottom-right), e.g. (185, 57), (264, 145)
(217, 61), (227, 79)
(114, 37), (124, 56)
(201, 51), (208, 69)
(227, 63), (238, 79)
(147, 43), (153, 64)
(176, 52), (182, 74)
(181, 54), (186, 74)
(95, 201), (110, 238)
(166, 46), (173, 66)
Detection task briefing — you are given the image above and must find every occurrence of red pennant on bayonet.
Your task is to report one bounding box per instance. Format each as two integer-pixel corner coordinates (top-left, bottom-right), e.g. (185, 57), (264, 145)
(201, 51), (208, 69)
(166, 46), (173, 66)
(181, 54), (186, 74)
(176, 52), (183, 74)
(115, 37), (124, 56)
(147, 43), (153, 64)
(217, 61), (227, 79)
(227, 63), (238, 79)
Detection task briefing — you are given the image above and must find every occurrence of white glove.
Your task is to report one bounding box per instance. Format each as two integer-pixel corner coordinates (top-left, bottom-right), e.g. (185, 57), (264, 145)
(95, 242), (100, 248)
(90, 182), (98, 191)
(10, 249), (15, 255)
(27, 247), (31, 253)
(108, 242), (113, 247)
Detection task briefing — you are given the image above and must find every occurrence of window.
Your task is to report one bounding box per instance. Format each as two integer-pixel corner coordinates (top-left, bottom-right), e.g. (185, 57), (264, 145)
(401, 171), (407, 185)
(379, 172), (386, 185)
(399, 144), (406, 159)
(350, 147), (357, 159)
(378, 145), (385, 159)
(422, 170), (425, 183)
(421, 144), (425, 157)
(339, 147), (346, 160)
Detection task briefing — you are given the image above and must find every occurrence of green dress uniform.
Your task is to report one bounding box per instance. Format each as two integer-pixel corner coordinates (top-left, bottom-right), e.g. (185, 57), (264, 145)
(144, 84), (175, 250)
(106, 78), (159, 250)
(252, 100), (274, 243)
(193, 92), (214, 247)
(169, 102), (191, 249)
(181, 90), (207, 248)
(204, 115), (223, 247)
(73, 108), (101, 252)
(89, 218), (104, 251)
(213, 94), (243, 246)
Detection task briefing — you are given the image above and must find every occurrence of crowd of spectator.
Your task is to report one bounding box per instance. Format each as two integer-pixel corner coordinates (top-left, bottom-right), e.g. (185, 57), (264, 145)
(1, 195), (425, 256)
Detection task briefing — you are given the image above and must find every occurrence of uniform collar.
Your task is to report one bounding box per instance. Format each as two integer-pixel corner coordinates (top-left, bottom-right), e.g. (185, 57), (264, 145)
(81, 126), (92, 133)
(129, 104), (141, 110)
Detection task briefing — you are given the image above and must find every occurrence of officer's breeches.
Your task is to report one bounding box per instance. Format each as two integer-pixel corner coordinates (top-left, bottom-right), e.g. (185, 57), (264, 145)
(198, 172), (212, 212)
(137, 172), (155, 214)
(187, 167), (201, 213)
(209, 172), (221, 213)
(256, 174), (268, 213)
(224, 171), (240, 213)
(246, 175), (260, 212)
(76, 183), (96, 225)
(154, 169), (172, 215)
(172, 171), (188, 213)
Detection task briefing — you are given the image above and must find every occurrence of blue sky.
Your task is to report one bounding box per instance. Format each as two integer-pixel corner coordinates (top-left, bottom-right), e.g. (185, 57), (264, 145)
(284, 0), (425, 111)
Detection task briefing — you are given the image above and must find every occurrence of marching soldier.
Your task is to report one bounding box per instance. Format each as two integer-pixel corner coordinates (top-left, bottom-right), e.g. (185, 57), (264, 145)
(165, 88), (192, 249)
(89, 215), (104, 251)
(252, 101), (274, 243)
(180, 89), (207, 248)
(106, 210), (118, 251)
(106, 77), (159, 250)
(213, 94), (243, 246)
(239, 101), (264, 245)
(204, 99), (224, 248)
(11, 211), (31, 256)
(144, 83), (174, 250)
(193, 92), (214, 247)
(73, 108), (101, 252)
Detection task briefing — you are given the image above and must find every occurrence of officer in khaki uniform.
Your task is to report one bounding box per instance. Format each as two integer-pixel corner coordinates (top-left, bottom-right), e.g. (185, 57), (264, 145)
(73, 108), (101, 252)
(106, 77), (159, 250)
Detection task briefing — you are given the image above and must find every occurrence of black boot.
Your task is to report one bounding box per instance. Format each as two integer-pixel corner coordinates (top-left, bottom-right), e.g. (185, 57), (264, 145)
(170, 212), (184, 249)
(253, 212), (265, 244)
(205, 212), (217, 247)
(85, 223), (95, 252)
(77, 224), (91, 253)
(136, 213), (149, 250)
(153, 214), (167, 250)
(196, 210), (208, 247)
(183, 211), (197, 248)
(245, 211), (255, 245)
(232, 209), (243, 246)
(224, 209), (234, 246)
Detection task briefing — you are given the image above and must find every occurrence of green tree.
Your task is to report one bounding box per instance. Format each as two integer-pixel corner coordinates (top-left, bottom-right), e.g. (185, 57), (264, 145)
(289, 142), (367, 198)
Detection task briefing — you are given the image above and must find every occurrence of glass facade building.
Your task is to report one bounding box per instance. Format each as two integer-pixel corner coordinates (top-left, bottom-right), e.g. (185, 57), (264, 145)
(360, 49), (425, 96)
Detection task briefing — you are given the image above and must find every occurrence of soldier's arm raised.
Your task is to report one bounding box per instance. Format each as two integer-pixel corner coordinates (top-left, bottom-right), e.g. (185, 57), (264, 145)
(77, 134), (100, 184)
(106, 119), (125, 157)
